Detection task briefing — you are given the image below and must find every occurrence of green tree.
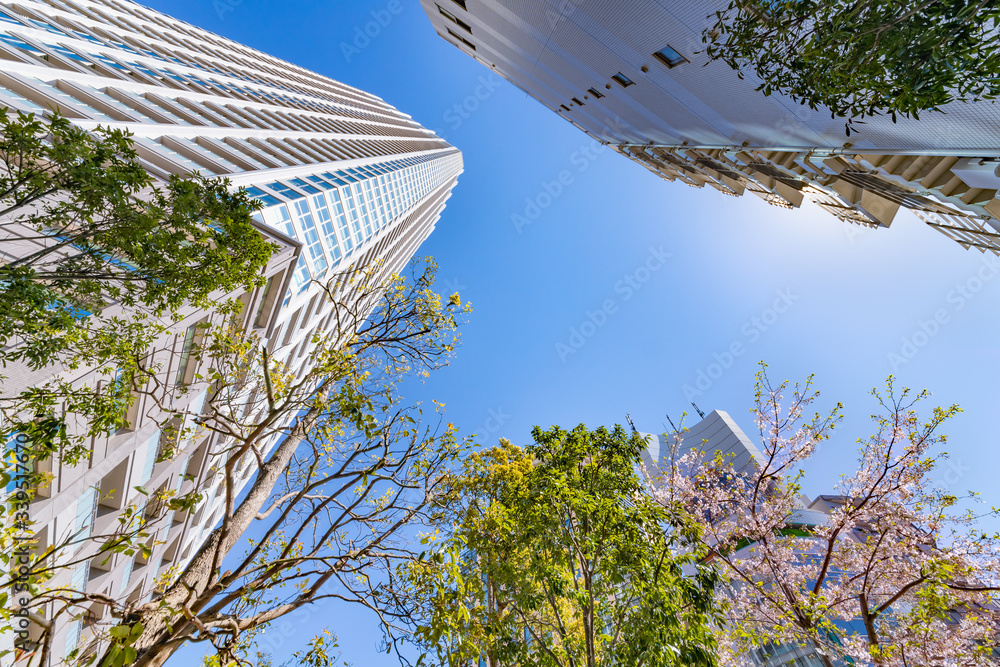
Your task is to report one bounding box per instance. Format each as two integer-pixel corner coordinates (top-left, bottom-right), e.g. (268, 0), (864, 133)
(1, 260), (471, 667)
(249, 630), (346, 667)
(404, 425), (722, 667)
(0, 109), (274, 459)
(703, 0), (1000, 133)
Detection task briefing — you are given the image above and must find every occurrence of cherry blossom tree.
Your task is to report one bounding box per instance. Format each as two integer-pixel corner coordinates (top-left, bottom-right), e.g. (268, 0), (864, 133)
(647, 365), (1000, 667)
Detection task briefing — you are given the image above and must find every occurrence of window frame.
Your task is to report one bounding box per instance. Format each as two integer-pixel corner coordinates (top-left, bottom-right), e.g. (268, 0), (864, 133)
(438, 4), (472, 33)
(611, 72), (634, 87)
(446, 27), (476, 51)
(653, 45), (688, 69)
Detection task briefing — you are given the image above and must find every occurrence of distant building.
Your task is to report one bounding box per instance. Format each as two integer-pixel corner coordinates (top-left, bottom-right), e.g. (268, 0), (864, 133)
(640, 409), (766, 475)
(0, 0), (461, 662)
(421, 0), (1000, 253)
(641, 410), (854, 667)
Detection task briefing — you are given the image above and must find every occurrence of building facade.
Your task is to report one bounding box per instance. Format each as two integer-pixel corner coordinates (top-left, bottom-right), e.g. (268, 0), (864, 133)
(640, 408), (767, 476)
(421, 0), (1000, 253)
(0, 0), (462, 663)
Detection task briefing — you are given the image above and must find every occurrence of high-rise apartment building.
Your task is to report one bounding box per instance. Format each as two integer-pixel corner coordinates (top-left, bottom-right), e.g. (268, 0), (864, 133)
(421, 0), (1000, 253)
(0, 0), (462, 663)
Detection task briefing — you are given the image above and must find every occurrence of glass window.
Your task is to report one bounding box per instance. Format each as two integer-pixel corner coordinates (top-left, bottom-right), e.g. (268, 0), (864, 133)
(376, 177), (392, 222)
(3, 432), (23, 493)
(653, 45), (688, 68)
(120, 554), (135, 594)
(612, 72), (635, 87)
(137, 139), (201, 174)
(361, 181), (380, 231)
(137, 428), (160, 487)
(25, 17), (66, 36)
(0, 9), (22, 24)
(110, 367), (132, 428)
(292, 199), (329, 277)
(128, 62), (164, 80)
(311, 193), (343, 263)
(267, 181), (306, 201)
(253, 275), (275, 326)
(438, 5), (472, 33)
(291, 254), (311, 294)
(446, 28), (476, 51)
(354, 184), (374, 237)
(289, 178), (321, 195)
(0, 87), (42, 111)
(244, 186), (280, 207)
(326, 189), (353, 253)
(0, 34), (44, 55)
(272, 204), (296, 239)
(173, 137), (242, 173)
(321, 171), (350, 186)
(175, 323), (198, 384)
(341, 187), (366, 245)
(47, 44), (89, 63)
(74, 486), (98, 539)
(306, 175), (334, 190)
(72, 29), (104, 46)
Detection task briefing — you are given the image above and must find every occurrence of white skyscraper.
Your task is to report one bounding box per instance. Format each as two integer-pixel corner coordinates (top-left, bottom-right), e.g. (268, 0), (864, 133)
(0, 0), (462, 662)
(421, 0), (1000, 253)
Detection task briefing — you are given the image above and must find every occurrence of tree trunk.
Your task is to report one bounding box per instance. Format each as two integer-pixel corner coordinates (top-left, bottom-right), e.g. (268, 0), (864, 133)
(98, 410), (315, 667)
(584, 570), (595, 667)
(858, 592), (884, 666)
(815, 649), (838, 667)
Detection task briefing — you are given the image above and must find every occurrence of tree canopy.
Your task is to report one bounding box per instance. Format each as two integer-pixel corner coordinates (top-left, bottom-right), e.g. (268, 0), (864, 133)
(0, 109), (274, 461)
(703, 0), (1000, 133)
(1, 260), (471, 667)
(404, 424), (722, 667)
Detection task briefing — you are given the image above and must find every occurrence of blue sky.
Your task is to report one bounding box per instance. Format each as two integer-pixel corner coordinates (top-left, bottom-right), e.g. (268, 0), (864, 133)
(145, 1), (1000, 664)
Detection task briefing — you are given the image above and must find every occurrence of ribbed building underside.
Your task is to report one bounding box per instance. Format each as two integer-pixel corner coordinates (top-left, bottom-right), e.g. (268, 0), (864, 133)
(421, 0), (1000, 253)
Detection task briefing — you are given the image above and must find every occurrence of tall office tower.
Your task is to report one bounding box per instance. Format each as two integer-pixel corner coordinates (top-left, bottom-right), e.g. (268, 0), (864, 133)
(421, 0), (1000, 253)
(0, 0), (462, 663)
